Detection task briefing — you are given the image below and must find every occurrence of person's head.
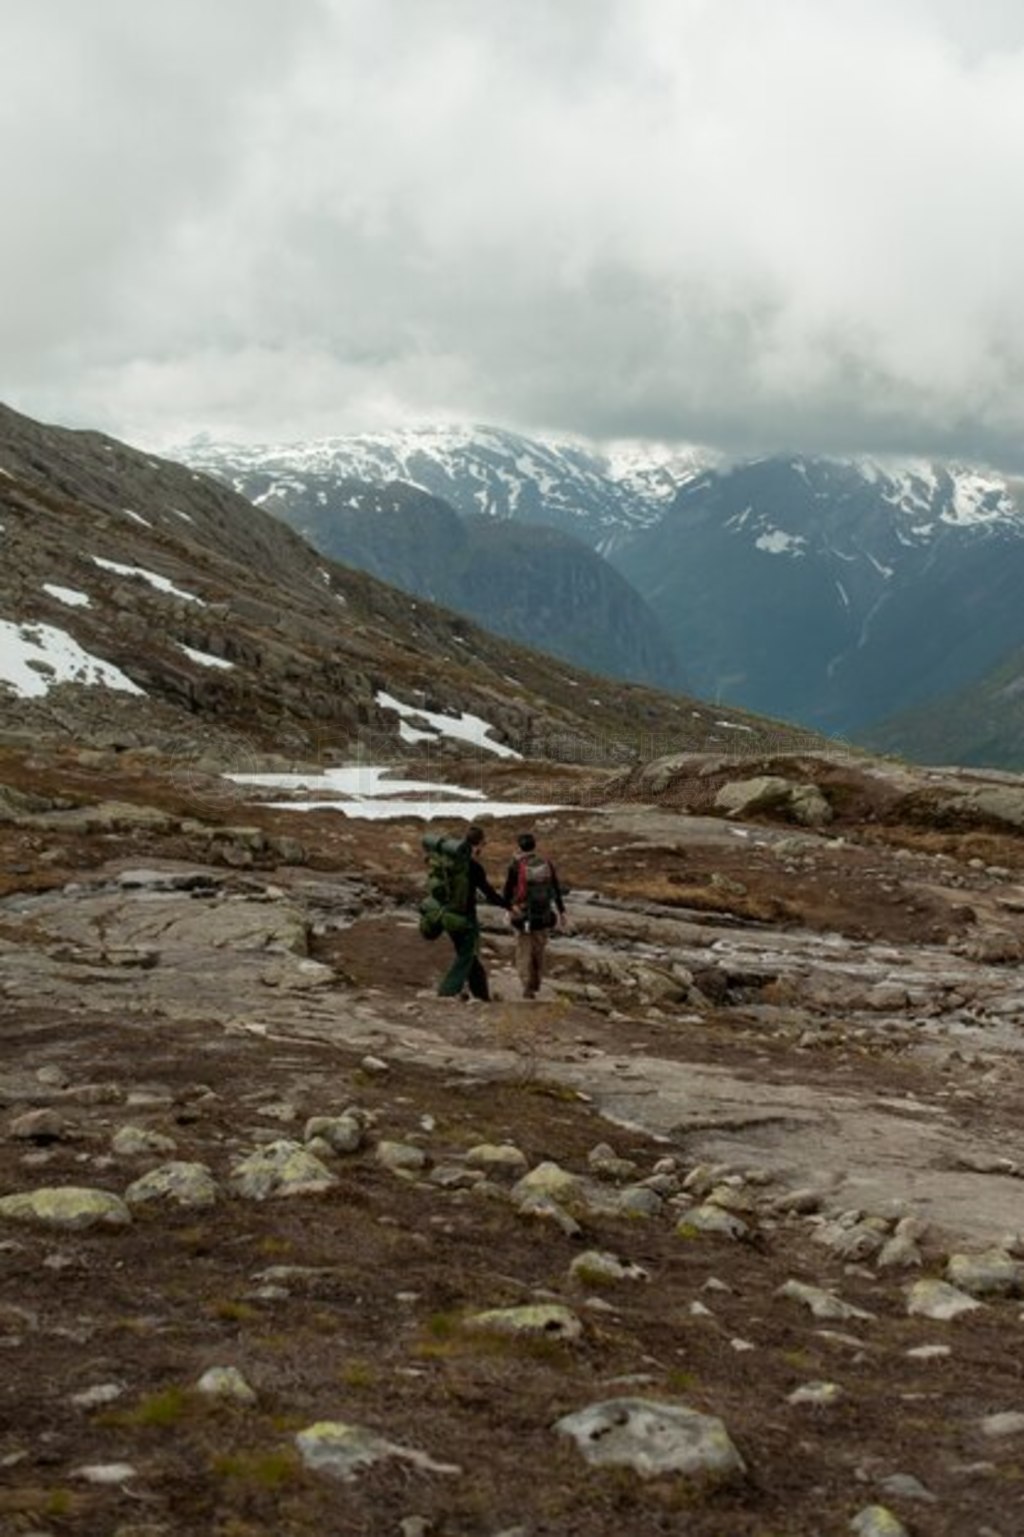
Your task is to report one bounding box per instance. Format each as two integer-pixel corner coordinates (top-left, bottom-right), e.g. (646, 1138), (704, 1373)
(466, 824), (486, 850)
(516, 831), (536, 852)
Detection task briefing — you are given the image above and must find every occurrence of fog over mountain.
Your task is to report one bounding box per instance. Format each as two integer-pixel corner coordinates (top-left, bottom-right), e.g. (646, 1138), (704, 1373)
(3, 2), (1024, 471)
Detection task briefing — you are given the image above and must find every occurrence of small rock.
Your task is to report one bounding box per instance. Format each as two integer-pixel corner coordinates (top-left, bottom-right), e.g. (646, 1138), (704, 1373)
(980, 1411), (1024, 1439)
(304, 1115), (363, 1154)
(849, 1506), (909, 1536)
(779, 1280), (873, 1322)
(112, 1126), (178, 1158)
(569, 1251), (649, 1286)
(295, 1421), (460, 1480)
(70, 1382), (124, 1408)
(376, 1141), (428, 1176)
(677, 1205), (749, 1241)
(10, 1109), (68, 1143)
(125, 1162), (219, 1210)
(360, 1055), (390, 1075)
(73, 1463), (137, 1484)
(788, 1381), (843, 1406)
(906, 1279), (984, 1320)
(196, 1366), (257, 1403)
(464, 1304), (582, 1342)
(464, 1143), (528, 1178)
(878, 1473), (936, 1503)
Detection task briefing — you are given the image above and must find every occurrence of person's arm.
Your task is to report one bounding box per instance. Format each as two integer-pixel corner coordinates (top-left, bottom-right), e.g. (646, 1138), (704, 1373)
(502, 861), (517, 908)
(473, 859), (508, 908)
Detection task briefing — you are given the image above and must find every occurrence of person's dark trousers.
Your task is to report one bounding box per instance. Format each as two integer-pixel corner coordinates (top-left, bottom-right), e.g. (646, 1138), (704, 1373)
(438, 926), (490, 1000)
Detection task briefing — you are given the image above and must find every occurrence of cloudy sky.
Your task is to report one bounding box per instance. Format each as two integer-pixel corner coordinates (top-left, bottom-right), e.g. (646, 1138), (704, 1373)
(3, 0), (1024, 464)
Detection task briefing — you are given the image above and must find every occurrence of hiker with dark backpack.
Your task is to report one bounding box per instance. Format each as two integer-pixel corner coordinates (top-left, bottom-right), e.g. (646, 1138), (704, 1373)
(503, 830), (566, 999)
(420, 824), (508, 1000)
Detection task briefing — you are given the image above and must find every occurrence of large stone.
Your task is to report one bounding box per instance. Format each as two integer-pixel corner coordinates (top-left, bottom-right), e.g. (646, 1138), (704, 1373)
(555, 1398), (745, 1483)
(905, 1279), (983, 1320)
(511, 1161), (585, 1210)
(849, 1507), (909, 1537)
(715, 775), (832, 827)
(945, 1248), (1023, 1298)
(125, 1162), (219, 1209)
(229, 1141), (336, 1200)
(0, 1186), (131, 1229)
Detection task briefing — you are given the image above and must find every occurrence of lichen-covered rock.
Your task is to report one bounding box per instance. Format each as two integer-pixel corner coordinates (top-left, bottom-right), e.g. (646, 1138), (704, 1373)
(125, 1162), (218, 1209)
(779, 1280), (874, 1322)
(375, 1141), (428, 1176)
(569, 1250), (650, 1286)
(555, 1398), (745, 1482)
(197, 1366), (256, 1403)
(677, 1205), (749, 1241)
(229, 1140), (336, 1200)
(112, 1125), (178, 1157)
(304, 1115), (364, 1154)
(788, 1381), (843, 1406)
(511, 1161), (584, 1209)
(904, 1272), (984, 1321)
(715, 775), (832, 827)
(0, 1186), (131, 1229)
(463, 1142), (529, 1178)
(295, 1421), (460, 1480)
(464, 1304), (582, 1342)
(849, 1505), (909, 1537)
(945, 1248), (1023, 1298)
(906, 1278), (984, 1320)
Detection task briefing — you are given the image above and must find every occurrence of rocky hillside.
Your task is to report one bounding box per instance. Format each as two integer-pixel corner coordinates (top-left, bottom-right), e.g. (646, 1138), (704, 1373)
(0, 401), (805, 764)
(271, 477), (684, 690)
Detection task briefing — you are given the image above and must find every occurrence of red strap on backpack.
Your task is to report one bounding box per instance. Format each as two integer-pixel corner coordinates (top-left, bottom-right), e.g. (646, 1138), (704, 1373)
(515, 854), (529, 907)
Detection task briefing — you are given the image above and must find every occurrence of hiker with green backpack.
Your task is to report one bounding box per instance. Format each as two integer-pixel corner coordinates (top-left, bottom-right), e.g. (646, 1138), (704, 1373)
(503, 830), (566, 999)
(419, 824), (509, 1000)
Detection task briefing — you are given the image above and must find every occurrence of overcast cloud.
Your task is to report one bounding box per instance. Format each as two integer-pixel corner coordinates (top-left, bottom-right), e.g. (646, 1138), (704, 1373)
(3, 0), (1024, 464)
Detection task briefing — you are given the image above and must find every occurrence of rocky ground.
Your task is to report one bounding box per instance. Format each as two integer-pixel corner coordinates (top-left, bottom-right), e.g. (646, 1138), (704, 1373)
(1, 744), (1024, 1537)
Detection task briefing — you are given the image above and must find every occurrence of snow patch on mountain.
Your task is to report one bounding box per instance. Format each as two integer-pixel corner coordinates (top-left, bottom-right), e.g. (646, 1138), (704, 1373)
(0, 618), (144, 699)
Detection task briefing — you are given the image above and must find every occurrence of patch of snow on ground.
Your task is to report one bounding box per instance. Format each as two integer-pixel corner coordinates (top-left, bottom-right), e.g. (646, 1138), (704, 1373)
(178, 644), (234, 670)
(122, 508), (152, 528)
(92, 557), (205, 605)
(0, 619), (144, 698)
(227, 765), (561, 821)
(715, 720), (754, 732)
(375, 689), (521, 759)
(42, 584), (91, 608)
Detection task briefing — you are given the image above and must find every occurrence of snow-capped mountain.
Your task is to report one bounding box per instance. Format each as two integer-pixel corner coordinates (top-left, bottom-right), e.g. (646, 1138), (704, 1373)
(176, 424), (717, 552)
(612, 454), (1024, 740)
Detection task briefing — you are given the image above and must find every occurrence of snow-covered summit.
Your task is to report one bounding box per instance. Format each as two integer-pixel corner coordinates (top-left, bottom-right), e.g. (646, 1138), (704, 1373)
(176, 424), (717, 548)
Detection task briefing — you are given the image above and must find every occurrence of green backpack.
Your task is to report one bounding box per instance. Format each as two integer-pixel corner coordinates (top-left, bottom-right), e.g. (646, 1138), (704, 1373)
(419, 834), (472, 940)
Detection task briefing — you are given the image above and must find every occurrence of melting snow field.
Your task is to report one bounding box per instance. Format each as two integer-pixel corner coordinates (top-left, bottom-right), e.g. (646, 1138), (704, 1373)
(227, 766), (561, 822)
(0, 619), (144, 698)
(375, 690), (521, 759)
